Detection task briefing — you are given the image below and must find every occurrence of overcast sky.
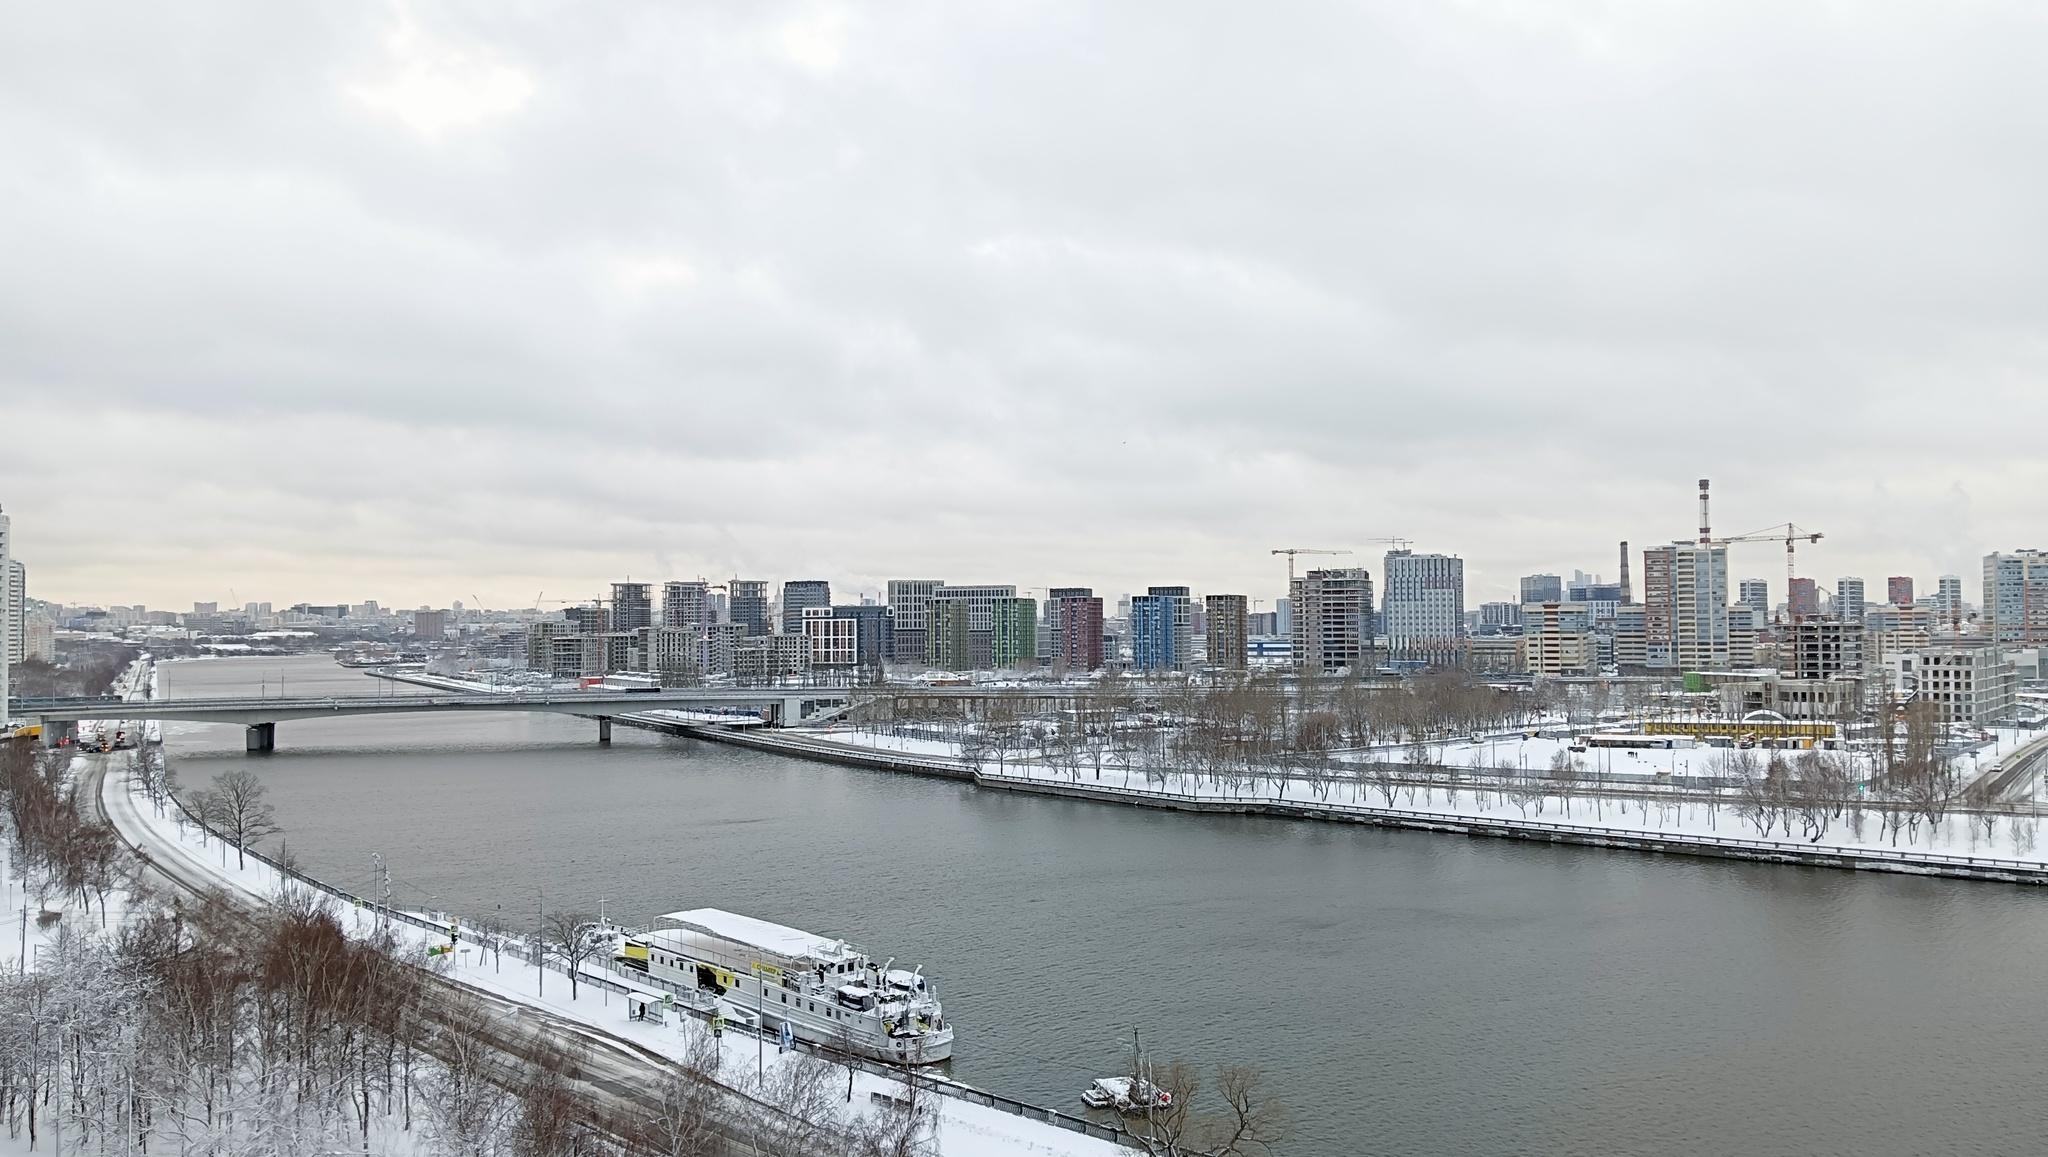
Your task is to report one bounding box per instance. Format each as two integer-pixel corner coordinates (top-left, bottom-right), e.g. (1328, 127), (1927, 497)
(4, 0), (2046, 612)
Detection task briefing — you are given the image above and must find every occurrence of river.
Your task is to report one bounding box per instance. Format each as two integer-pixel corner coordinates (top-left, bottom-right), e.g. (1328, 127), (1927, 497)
(158, 655), (2048, 1157)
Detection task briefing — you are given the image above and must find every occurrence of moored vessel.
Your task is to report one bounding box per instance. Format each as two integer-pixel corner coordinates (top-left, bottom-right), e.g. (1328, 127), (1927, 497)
(616, 908), (953, 1063)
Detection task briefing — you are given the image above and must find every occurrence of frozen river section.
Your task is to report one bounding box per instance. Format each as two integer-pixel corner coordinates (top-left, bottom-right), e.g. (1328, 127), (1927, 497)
(159, 655), (2048, 1157)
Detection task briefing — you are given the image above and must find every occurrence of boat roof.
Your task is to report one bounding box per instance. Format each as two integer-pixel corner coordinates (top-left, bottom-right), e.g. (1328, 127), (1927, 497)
(655, 909), (853, 961)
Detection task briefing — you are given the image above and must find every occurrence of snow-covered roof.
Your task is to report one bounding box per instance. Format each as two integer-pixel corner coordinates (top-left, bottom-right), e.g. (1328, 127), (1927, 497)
(655, 909), (852, 961)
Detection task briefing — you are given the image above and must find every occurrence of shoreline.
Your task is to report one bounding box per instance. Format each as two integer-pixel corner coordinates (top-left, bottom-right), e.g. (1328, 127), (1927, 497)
(620, 714), (2048, 887)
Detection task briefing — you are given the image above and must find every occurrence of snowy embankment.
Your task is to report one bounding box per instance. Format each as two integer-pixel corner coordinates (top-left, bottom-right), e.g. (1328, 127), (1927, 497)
(741, 725), (2048, 880)
(101, 758), (1127, 1157)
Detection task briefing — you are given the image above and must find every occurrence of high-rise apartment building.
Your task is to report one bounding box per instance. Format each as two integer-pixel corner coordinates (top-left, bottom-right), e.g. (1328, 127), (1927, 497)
(610, 583), (653, 632)
(1784, 620), (1864, 680)
(1834, 577), (1866, 626)
(1051, 587), (1104, 671)
(411, 609), (447, 639)
(1205, 594), (1249, 670)
(728, 580), (770, 637)
(829, 605), (893, 669)
(0, 503), (11, 720)
(886, 579), (941, 665)
(5, 559), (24, 667)
(1737, 579), (1771, 629)
(1520, 602), (1595, 675)
(1935, 574), (1965, 626)
(1887, 576), (1915, 607)
(1520, 574), (1563, 605)
(564, 604), (609, 634)
(661, 581), (710, 629)
(1642, 543), (1731, 669)
(1641, 546), (1675, 669)
(928, 584), (1019, 669)
(989, 596), (1038, 668)
(1292, 568), (1372, 673)
(1787, 577), (1820, 621)
(1983, 551), (2048, 644)
(1130, 586), (1193, 671)
(780, 580), (831, 633)
(1383, 551), (1464, 664)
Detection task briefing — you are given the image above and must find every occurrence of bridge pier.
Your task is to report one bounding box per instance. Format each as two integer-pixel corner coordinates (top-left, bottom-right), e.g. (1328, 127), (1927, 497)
(41, 721), (74, 748)
(245, 722), (275, 753)
(597, 717), (612, 745)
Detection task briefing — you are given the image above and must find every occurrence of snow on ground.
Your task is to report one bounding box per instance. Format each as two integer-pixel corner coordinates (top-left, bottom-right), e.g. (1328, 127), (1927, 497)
(780, 727), (2048, 865)
(102, 759), (1125, 1157)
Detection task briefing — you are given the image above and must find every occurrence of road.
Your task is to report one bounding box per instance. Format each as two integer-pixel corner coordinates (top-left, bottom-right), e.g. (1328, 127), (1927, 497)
(78, 751), (780, 1149)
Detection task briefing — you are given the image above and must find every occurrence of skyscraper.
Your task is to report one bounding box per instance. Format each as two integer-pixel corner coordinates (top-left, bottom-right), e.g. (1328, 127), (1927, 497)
(611, 583), (653, 632)
(1292, 568), (1372, 673)
(1383, 551), (1464, 665)
(928, 584), (1018, 669)
(1050, 588), (1104, 672)
(1204, 594), (1249, 670)
(780, 580), (831, 633)
(1887, 576), (1915, 607)
(4, 559), (23, 667)
(1834, 577), (1866, 626)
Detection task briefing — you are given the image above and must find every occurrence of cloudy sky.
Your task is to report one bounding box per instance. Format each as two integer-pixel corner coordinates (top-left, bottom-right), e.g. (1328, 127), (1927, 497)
(4, 0), (2045, 612)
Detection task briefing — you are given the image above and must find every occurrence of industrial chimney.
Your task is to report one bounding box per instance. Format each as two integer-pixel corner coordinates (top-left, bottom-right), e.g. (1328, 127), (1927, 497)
(1618, 541), (1632, 605)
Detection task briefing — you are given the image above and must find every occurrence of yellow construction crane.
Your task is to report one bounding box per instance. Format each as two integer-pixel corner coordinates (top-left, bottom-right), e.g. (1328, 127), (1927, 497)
(1272, 547), (1353, 586)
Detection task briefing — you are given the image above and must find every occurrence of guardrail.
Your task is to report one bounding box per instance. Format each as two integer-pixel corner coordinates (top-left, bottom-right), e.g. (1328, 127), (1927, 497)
(969, 769), (2048, 880)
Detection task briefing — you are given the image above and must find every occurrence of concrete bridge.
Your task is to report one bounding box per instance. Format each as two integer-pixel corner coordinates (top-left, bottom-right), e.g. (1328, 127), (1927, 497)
(12, 689), (852, 751)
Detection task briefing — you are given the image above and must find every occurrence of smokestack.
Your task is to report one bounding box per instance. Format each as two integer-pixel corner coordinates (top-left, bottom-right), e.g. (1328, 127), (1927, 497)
(1619, 541), (1632, 605)
(1697, 478), (1712, 545)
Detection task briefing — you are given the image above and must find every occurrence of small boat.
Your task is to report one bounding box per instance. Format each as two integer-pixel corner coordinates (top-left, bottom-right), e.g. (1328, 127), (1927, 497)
(1081, 1076), (1171, 1114)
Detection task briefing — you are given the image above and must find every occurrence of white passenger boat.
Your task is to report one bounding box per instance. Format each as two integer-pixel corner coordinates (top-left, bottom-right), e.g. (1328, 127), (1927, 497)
(615, 908), (953, 1063)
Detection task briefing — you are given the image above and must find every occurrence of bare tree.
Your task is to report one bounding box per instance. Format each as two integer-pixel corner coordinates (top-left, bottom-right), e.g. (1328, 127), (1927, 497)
(545, 912), (603, 1000)
(197, 768), (281, 869)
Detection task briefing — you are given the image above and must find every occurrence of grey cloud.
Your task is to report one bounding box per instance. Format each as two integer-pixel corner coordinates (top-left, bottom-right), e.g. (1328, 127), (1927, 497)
(3, 0), (2047, 606)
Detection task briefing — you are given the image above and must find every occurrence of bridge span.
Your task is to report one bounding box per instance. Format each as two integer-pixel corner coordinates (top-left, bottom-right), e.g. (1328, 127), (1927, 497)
(12, 688), (853, 751)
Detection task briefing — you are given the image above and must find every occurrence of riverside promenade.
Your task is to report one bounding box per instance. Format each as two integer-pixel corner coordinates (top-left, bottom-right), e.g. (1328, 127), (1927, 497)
(617, 712), (2048, 887)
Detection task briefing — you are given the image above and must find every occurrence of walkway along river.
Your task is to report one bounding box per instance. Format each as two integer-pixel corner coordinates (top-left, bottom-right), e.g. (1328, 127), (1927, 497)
(160, 656), (2048, 1157)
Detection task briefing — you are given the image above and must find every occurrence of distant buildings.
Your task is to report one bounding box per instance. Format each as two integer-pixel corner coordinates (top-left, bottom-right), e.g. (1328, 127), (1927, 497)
(1982, 551), (2048, 644)
(1519, 574), (1562, 605)
(886, 580), (940, 665)
(0, 504), (11, 716)
(728, 580), (770, 637)
(1834, 577), (1865, 626)
(928, 584), (1024, 670)
(1787, 577), (1820, 621)
(411, 609), (448, 640)
(1521, 603), (1595, 676)
(611, 583), (653, 632)
(1641, 543), (1731, 670)
(1051, 588), (1104, 672)
(1204, 594), (1248, 670)
(1131, 586), (1193, 672)
(780, 580), (831, 633)
(1737, 579), (1771, 629)
(661, 581), (709, 629)
(1292, 568), (1372, 673)
(1383, 551), (1463, 665)
(1887, 576), (1914, 607)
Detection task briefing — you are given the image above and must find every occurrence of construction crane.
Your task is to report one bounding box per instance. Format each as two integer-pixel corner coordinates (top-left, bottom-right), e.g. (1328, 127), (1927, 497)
(1272, 548), (1353, 586)
(1692, 479), (1823, 619)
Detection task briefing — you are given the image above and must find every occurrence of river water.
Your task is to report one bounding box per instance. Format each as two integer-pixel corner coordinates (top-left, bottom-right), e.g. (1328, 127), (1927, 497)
(159, 655), (2048, 1157)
